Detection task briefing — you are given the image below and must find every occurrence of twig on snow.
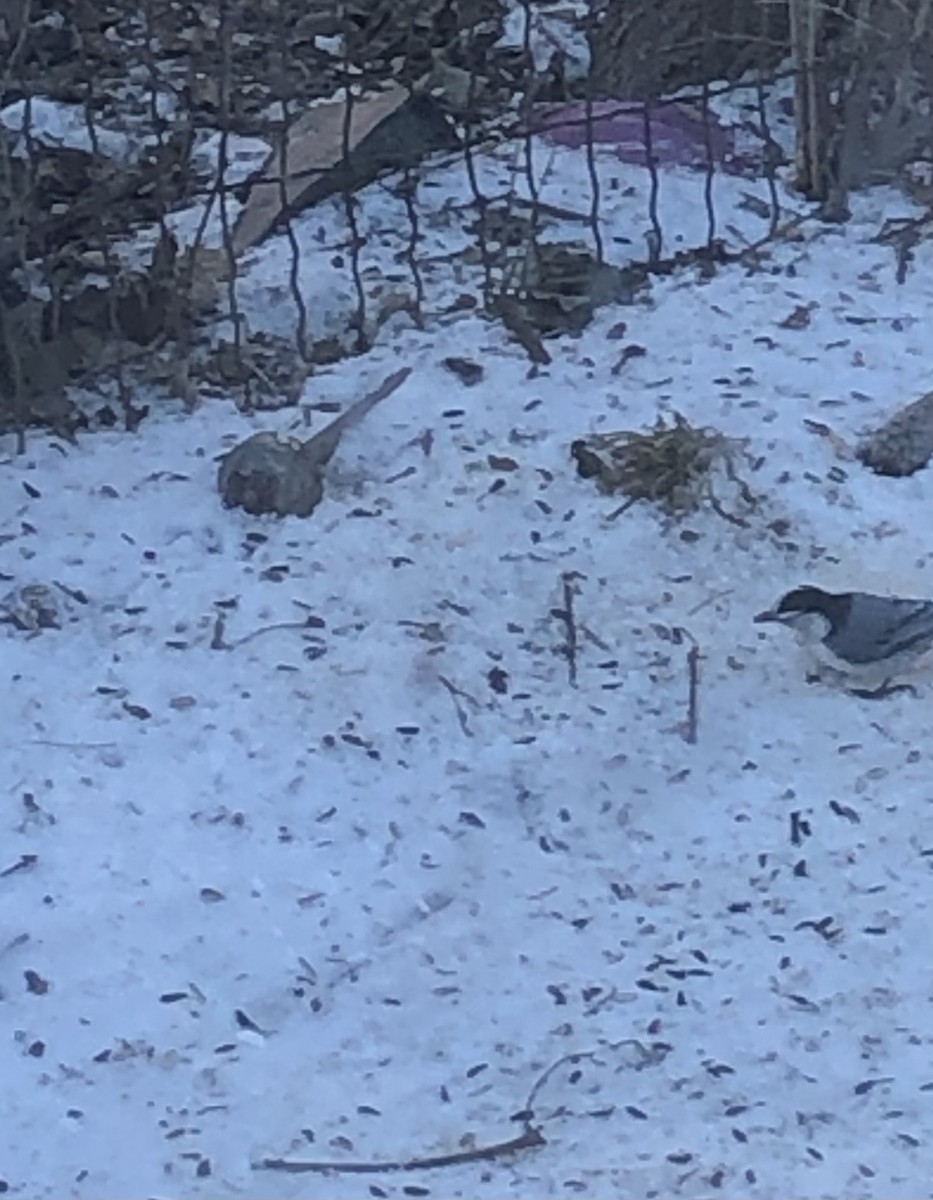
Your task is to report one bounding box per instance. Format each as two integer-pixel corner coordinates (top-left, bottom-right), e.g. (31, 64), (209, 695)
(230, 620), (319, 648)
(553, 571), (582, 687)
(210, 612), (228, 649)
(438, 674), (476, 737)
(684, 643), (700, 745)
(0, 932), (29, 960)
(255, 1125), (545, 1175)
(686, 587), (732, 617)
(522, 1037), (668, 1123)
(670, 628), (701, 745)
(300, 366), (412, 469)
(0, 854), (37, 878)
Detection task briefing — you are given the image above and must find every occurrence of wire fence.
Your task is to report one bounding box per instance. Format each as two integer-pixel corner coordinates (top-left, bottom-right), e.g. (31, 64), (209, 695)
(1, 0), (932, 441)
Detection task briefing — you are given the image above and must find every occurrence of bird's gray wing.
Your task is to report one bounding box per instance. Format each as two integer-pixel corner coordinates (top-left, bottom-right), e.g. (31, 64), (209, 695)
(834, 595), (933, 663)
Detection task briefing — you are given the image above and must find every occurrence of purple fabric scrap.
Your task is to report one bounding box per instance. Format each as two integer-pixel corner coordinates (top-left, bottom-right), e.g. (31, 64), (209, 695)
(533, 100), (759, 176)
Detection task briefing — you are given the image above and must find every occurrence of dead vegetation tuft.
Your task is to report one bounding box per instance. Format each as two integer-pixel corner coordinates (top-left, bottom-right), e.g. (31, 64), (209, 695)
(571, 411), (758, 524)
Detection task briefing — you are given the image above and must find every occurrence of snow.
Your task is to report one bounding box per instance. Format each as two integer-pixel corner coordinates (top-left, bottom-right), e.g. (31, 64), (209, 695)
(0, 98), (137, 159)
(4, 92), (933, 1200)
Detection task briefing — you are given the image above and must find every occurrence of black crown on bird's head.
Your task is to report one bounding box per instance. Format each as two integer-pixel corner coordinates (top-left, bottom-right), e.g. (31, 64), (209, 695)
(755, 586), (851, 633)
(772, 585), (835, 616)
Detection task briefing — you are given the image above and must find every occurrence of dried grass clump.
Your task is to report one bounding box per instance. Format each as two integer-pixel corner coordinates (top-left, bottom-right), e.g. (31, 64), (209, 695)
(571, 412), (756, 523)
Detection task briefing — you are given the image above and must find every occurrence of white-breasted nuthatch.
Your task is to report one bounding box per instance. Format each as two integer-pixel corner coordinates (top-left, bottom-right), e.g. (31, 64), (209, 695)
(754, 584), (933, 692)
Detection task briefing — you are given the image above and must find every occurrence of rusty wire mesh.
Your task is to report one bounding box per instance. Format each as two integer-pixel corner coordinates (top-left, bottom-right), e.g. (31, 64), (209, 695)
(1, 0), (932, 442)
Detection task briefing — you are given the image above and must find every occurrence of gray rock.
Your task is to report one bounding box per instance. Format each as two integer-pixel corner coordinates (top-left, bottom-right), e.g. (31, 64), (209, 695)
(217, 432), (325, 517)
(857, 390), (933, 477)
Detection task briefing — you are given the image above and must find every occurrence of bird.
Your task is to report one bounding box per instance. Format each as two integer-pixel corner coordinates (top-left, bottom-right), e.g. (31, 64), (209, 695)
(754, 584), (933, 695)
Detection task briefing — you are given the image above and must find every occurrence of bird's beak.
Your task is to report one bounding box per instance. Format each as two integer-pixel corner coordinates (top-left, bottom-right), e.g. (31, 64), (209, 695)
(754, 608), (780, 624)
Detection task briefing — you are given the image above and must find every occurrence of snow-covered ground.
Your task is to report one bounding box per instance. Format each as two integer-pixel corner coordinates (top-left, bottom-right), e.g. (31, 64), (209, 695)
(4, 94), (933, 1200)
